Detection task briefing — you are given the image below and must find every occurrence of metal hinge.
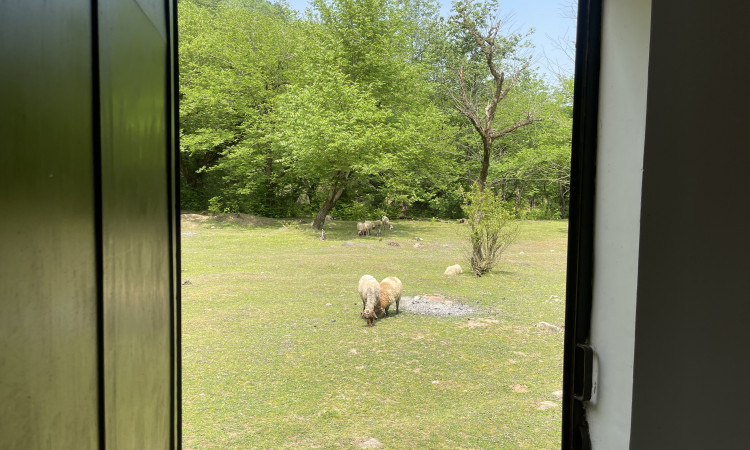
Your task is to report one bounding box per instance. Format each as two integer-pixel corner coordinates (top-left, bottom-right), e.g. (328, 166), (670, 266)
(574, 344), (594, 401)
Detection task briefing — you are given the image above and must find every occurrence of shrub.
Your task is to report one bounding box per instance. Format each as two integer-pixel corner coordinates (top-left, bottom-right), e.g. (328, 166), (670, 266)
(208, 195), (239, 214)
(525, 204), (558, 220)
(463, 184), (520, 276)
(331, 200), (385, 221)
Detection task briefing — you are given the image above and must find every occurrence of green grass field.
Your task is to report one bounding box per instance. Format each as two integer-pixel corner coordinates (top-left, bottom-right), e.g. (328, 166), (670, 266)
(181, 215), (568, 449)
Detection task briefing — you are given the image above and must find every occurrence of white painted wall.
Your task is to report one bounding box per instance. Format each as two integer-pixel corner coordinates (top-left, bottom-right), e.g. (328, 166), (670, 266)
(586, 0), (651, 447)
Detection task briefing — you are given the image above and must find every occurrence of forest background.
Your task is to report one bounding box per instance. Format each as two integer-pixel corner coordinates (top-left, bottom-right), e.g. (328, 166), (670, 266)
(179, 0), (574, 224)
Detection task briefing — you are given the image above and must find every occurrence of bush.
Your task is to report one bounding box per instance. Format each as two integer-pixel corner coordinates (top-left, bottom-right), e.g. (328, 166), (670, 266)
(331, 201), (371, 221)
(463, 184), (520, 276)
(525, 204), (558, 220)
(428, 187), (465, 219)
(180, 185), (208, 212)
(207, 196), (240, 214)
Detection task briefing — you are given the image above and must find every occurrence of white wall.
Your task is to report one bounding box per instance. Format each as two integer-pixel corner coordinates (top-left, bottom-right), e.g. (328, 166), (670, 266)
(586, 0), (651, 447)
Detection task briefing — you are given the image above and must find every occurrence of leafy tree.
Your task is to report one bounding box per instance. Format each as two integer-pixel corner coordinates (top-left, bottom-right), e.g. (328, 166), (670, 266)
(273, 69), (394, 228)
(494, 75), (573, 217)
(274, 0), (453, 228)
(178, 0), (302, 211)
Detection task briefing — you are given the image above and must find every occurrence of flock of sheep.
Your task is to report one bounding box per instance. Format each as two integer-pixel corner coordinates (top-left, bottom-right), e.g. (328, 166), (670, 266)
(351, 216), (401, 325)
(357, 216), (393, 237)
(355, 217), (399, 326)
(358, 275), (402, 327)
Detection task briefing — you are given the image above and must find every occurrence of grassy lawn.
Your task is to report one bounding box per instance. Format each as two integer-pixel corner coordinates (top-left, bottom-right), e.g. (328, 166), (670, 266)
(181, 215), (568, 449)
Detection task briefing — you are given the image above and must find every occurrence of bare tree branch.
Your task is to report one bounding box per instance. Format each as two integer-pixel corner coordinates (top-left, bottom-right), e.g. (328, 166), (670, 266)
(449, 0), (541, 189)
(491, 113), (542, 139)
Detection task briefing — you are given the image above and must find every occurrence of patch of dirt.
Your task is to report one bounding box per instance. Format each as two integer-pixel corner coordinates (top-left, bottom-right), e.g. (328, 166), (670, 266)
(358, 437), (384, 448)
(341, 241), (371, 248)
(537, 401), (559, 410)
(460, 318), (499, 329)
(535, 321), (564, 333)
(506, 259), (531, 267)
(400, 295), (475, 316)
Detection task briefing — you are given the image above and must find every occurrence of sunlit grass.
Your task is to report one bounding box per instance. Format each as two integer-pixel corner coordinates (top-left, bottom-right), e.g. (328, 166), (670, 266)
(182, 216), (567, 448)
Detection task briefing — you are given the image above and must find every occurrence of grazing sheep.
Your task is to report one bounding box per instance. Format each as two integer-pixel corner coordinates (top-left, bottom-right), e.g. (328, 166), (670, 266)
(369, 216), (393, 237)
(357, 217), (391, 237)
(444, 264), (462, 276)
(371, 220), (383, 236)
(358, 275), (381, 326)
(357, 222), (370, 236)
(378, 276), (402, 317)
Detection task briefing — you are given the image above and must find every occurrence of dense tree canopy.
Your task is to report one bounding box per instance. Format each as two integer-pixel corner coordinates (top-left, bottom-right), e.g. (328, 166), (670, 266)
(178, 0), (573, 220)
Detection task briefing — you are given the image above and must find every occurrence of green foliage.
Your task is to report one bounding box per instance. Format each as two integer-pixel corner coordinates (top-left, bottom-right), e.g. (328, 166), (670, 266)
(427, 184), (465, 218)
(330, 200), (370, 220)
(492, 76), (573, 218)
(275, 0), (457, 226)
(207, 195), (239, 214)
(274, 70), (392, 181)
(178, 0), (573, 221)
(524, 203), (559, 220)
(179, 0), (303, 212)
(463, 184), (520, 276)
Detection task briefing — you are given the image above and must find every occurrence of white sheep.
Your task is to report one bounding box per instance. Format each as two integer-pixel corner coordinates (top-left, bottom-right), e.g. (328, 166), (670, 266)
(357, 222), (371, 236)
(378, 276), (402, 317)
(370, 216), (393, 237)
(444, 264), (462, 276)
(358, 275), (381, 326)
(382, 216), (393, 231)
(371, 219), (383, 236)
(357, 217), (392, 237)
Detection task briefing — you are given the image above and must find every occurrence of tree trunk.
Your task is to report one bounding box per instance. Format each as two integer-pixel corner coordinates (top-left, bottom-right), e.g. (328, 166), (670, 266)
(312, 172), (350, 230)
(558, 180), (568, 219)
(399, 202), (409, 219)
(515, 182), (525, 213)
(477, 136), (493, 191)
(264, 151), (273, 177)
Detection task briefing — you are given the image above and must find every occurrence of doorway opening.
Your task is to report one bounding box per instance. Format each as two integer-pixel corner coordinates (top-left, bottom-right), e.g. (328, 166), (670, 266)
(178, 0), (585, 447)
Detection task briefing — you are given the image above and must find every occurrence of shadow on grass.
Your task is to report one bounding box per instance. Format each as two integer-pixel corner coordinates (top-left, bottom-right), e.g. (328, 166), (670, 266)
(493, 270), (516, 276)
(317, 219), (465, 243)
(181, 212), (284, 230)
